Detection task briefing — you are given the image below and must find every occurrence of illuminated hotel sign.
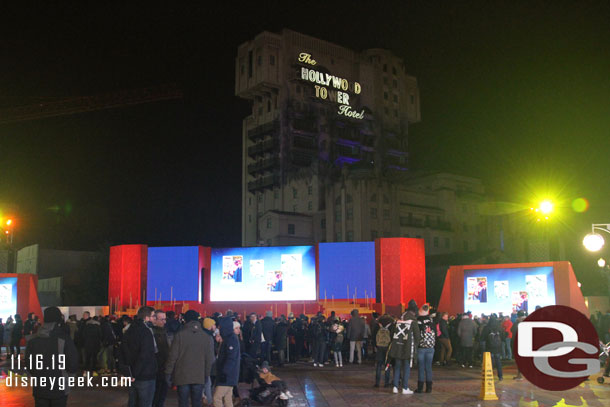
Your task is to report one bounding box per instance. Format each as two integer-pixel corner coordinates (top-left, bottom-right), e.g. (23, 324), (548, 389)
(298, 53), (364, 120)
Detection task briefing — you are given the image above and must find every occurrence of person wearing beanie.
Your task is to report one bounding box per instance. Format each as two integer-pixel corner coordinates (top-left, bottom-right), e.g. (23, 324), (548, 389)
(415, 304), (435, 393)
(457, 311), (477, 368)
(389, 300), (421, 395)
(261, 310), (275, 364)
(165, 310), (215, 407)
(214, 316), (241, 407)
(25, 307), (79, 406)
(201, 317), (217, 405)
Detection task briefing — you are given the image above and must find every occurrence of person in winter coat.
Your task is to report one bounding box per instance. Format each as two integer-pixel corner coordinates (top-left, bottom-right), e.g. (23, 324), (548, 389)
(10, 314), (23, 358)
(152, 310), (170, 407)
(311, 316), (327, 367)
(457, 312), (477, 368)
(214, 316), (240, 407)
(373, 314), (394, 387)
(121, 307), (158, 407)
(260, 311), (275, 363)
(388, 300), (421, 395)
(202, 318), (217, 405)
(438, 312), (452, 365)
(165, 310), (215, 407)
(23, 313), (36, 339)
(347, 309), (365, 364)
(329, 321), (345, 367)
(486, 319), (504, 381)
(242, 313), (262, 358)
(99, 317), (116, 373)
(25, 307), (79, 407)
(273, 315), (288, 367)
(511, 311), (527, 380)
(501, 316), (513, 360)
(415, 304), (435, 393)
(83, 317), (102, 373)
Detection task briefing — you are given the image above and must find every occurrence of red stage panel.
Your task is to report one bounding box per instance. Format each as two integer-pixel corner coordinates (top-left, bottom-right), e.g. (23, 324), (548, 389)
(376, 238), (426, 307)
(108, 245), (148, 310)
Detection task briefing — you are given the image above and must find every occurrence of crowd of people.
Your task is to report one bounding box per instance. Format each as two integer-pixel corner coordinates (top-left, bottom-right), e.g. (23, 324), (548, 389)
(1, 304), (609, 407)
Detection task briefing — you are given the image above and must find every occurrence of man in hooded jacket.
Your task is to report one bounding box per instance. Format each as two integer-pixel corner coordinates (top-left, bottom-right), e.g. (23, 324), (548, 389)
(214, 316), (240, 407)
(25, 307), (79, 407)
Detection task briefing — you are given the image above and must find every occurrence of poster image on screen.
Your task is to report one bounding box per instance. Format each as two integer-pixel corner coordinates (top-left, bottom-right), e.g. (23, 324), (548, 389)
(0, 277), (18, 322)
(210, 246), (315, 301)
(463, 267), (555, 316)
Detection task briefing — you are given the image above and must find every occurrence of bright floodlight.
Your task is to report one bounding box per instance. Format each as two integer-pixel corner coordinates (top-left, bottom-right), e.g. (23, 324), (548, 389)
(598, 258), (607, 268)
(539, 200), (553, 214)
(583, 233), (605, 252)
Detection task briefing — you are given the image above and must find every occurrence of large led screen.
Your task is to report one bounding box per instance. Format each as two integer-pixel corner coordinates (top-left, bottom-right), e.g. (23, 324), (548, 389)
(0, 277), (18, 322)
(147, 247), (200, 302)
(318, 242), (376, 300)
(210, 246), (315, 302)
(464, 266), (555, 316)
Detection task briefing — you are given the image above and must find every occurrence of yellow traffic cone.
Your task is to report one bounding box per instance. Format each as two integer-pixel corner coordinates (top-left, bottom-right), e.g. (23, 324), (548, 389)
(479, 352), (498, 400)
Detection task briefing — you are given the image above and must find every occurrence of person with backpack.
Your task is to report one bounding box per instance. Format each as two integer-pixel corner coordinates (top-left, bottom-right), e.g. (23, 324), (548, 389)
(415, 304), (435, 393)
(388, 300), (421, 395)
(373, 313), (393, 387)
(486, 319), (504, 381)
(329, 321), (344, 367)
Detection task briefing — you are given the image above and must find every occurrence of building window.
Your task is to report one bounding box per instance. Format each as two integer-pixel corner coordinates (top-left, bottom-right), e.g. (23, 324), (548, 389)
(434, 237), (439, 248)
(392, 66), (397, 75)
(248, 50), (253, 78)
(248, 215), (251, 223)
(410, 94), (415, 104)
(383, 92), (388, 100)
(383, 194), (389, 204)
(416, 235), (422, 239)
(463, 240), (469, 251)
(370, 208), (377, 219)
(384, 107), (389, 115)
(394, 109), (398, 117)
(292, 188), (298, 198)
(248, 197), (252, 205)
(257, 55), (262, 66)
(241, 64), (245, 75)
(445, 238), (450, 249)
(288, 224), (295, 235)
(308, 185), (313, 195)
(370, 194), (377, 203)
(336, 231), (342, 241)
(293, 205), (297, 212)
(274, 189), (279, 199)
(335, 208), (342, 222)
(371, 230), (378, 240)
(269, 55), (275, 65)
(383, 209), (390, 219)
(383, 77), (388, 85)
(257, 193), (262, 202)
(321, 218), (326, 229)
(393, 94), (398, 103)
(267, 100), (271, 112)
(266, 218), (272, 229)
(383, 64), (387, 72)
(308, 201), (312, 211)
(347, 207), (353, 220)
(347, 231), (354, 241)
(393, 79), (397, 88)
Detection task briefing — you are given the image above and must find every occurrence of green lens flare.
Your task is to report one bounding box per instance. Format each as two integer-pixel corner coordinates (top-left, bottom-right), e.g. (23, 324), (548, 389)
(571, 198), (588, 213)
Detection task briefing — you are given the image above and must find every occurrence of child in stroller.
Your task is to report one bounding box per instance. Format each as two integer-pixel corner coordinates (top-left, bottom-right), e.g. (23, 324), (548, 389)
(240, 354), (293, 406)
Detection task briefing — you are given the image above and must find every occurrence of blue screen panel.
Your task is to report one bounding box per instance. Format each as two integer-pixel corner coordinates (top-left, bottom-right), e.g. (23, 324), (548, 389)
(0, 277), (18, 321)
(210, 246), (316, 302)
(464, 266), (556, 316)
(147, 246), (200, 301)
(318, 242), (376, 300)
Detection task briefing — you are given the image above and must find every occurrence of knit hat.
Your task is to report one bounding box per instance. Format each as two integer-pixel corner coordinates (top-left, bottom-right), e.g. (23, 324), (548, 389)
(184, 310), (200, 323)
(44, 307), (63, 324)
(407, 299), (418, 313)
(261, 361), (269, 369)
(203, 318), (215, 330)
(233, 321), (241, 330)
(266, 310), (273, 318)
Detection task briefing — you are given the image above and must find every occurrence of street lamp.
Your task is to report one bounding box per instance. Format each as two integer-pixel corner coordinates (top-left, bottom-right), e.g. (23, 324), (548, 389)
(583, 223), (610, 252)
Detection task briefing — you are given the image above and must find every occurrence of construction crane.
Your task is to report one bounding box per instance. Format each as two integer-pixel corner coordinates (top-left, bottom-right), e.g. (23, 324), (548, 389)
(0, 84), (183, 125)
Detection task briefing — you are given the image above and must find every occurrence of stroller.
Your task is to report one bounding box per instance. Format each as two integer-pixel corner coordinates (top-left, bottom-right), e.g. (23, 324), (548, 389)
(597, 341), (610, 384)
(239, 353), (289, 407)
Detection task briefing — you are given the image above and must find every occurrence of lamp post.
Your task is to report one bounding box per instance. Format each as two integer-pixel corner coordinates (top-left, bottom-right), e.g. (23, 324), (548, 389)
(583, 224), (610, 252)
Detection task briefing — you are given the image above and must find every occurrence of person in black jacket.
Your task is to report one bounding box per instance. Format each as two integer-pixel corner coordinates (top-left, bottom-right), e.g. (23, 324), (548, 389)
(23, 313), (36, 339)
(260, 311), (275, 363)
(242, 313), (262, 358)
(83, 316), (102, 374)
(121, 306), (158, 407)
(152, 310), (169, 407)
(311, 316), (327, 367)
(213, 317), (240, 407)
(10, 314), (23, 358)
(437, 312), (452, 366)
(25, 307), (78, 407)
(274, 315), (288, 367)
(99, 316), (116, 374)
(486, 319), (504, 381)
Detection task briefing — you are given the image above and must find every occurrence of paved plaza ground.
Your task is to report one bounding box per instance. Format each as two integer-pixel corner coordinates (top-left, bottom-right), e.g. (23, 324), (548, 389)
(1, 359), (608, 407)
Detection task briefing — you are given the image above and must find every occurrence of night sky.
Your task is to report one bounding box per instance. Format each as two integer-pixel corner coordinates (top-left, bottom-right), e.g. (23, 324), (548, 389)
(1, 2), (609, 288)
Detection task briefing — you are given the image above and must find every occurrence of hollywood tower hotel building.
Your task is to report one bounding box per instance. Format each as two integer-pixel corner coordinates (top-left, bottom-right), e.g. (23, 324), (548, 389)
(236, 29), (421, 247)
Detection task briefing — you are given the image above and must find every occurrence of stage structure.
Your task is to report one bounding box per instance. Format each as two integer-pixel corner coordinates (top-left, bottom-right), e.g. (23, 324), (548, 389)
(108, 238), (426, 317)
(0, 273), (43, 322)
(437, 261), (588, 317)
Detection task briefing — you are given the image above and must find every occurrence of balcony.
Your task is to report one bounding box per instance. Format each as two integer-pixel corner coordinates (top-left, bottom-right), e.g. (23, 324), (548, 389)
(400, 217), (452, 231)
(247, 137), (280, 158)
(291, 117), (317, 134)
(334, 143), (360, 158)
(248, 173), (280, 192)
(247, 157), (279, 175)
(291, 150), (315, 167)
(247, 120), (279, 142)
(292, 135), (317, 151)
